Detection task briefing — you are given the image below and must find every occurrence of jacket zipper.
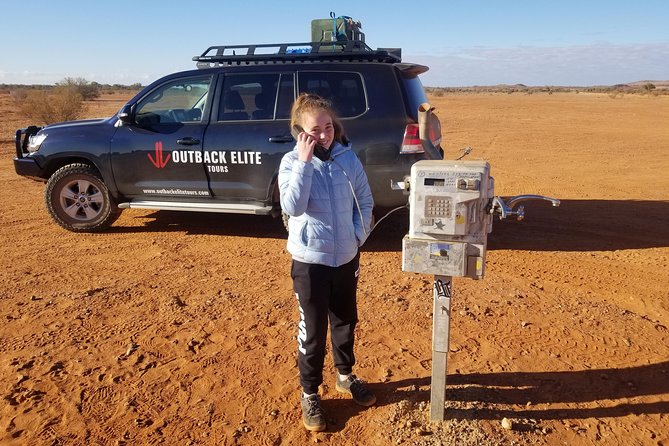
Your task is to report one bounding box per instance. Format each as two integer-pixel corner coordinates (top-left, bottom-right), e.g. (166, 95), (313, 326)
(325, 159), (337, 266)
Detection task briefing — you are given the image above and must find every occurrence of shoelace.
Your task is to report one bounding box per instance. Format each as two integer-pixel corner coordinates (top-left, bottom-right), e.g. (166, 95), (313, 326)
(348, 376), (371, 397)
(305, 397), (324, 417)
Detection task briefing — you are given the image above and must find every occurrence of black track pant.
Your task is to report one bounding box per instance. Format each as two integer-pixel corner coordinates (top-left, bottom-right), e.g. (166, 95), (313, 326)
(291, 252), (360, 395)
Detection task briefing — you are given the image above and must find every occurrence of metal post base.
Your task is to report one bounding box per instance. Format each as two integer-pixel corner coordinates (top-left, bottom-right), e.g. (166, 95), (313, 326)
(430, 275), (452, 422)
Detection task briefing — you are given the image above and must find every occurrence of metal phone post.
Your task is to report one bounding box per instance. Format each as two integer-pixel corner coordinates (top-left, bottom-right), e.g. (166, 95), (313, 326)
(400, 159), (559, 422)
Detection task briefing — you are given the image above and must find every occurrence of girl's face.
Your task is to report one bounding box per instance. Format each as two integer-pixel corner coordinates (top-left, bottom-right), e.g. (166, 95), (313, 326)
(300, 110), (335, 149)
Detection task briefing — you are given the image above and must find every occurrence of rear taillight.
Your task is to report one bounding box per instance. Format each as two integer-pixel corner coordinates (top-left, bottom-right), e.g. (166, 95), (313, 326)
(400, 119), (442, 155)
(400, 124), (423, 154)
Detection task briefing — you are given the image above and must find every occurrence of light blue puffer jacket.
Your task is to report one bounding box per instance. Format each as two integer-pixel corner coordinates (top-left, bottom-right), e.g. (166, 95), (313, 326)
(279, 142), (374, 267)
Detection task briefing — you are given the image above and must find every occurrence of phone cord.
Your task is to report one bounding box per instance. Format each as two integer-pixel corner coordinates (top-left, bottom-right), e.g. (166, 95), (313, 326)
(330, 158), (368, 237)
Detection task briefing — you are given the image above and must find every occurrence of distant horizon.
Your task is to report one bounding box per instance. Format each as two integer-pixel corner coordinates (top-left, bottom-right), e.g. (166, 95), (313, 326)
(2, 79), (667, 89)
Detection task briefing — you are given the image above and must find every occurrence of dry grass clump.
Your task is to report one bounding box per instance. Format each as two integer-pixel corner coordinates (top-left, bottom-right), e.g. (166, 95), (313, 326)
(9, 77), (105, 125)
(12, 86), (86, 125)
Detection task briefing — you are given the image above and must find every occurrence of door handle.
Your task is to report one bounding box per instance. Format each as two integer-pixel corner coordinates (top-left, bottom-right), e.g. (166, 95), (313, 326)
(177, 137), (201, 146)
(268, 135), (295, 143)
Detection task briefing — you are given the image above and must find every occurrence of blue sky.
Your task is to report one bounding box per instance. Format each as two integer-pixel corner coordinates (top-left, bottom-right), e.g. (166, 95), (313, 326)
(1, 0), (667, 87)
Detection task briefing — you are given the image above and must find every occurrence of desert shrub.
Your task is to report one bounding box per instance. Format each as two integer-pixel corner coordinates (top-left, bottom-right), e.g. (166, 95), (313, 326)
(56, 77), (100, 100)
(14, 85), (87, 125)
(642, 82), (656, 93)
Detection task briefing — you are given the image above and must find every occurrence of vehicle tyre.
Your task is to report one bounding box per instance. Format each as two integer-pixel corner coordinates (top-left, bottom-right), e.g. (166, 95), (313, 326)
(45, 163), (121, 232)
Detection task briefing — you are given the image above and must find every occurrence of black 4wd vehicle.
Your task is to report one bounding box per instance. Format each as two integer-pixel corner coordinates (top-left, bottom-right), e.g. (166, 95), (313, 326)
(14, 37), (442, 232)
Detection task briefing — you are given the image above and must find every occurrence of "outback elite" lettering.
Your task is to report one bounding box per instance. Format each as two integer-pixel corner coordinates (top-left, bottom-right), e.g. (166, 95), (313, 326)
(172, 150), (262, 165)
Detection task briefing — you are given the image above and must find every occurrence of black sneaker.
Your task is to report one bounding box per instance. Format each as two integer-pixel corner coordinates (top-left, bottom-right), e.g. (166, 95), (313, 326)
(335, 374), (376, 406)
(301, 394), (326, 432)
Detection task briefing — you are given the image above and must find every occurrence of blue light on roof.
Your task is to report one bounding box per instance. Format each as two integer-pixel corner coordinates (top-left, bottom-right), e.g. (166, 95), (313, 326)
(286, 48), (312, 54)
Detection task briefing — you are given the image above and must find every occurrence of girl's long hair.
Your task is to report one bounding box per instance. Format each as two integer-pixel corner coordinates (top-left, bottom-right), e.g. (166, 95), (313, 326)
(290, 93), (349, 146)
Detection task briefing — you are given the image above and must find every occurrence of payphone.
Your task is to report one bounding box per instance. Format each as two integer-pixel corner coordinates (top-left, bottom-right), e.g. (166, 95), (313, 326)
(402, 160), (494, 279)
(400, 159), (560, 421)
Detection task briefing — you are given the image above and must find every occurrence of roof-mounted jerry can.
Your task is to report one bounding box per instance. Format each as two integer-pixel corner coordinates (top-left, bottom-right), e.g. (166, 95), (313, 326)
(311, 12), (365, 44)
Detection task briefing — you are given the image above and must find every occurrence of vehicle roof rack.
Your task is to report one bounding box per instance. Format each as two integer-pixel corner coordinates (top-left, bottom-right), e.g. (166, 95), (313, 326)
(193, 41), (402, 68)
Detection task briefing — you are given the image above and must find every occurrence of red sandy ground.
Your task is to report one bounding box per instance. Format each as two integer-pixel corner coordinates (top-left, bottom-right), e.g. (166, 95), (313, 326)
(0, 90), (667, 445)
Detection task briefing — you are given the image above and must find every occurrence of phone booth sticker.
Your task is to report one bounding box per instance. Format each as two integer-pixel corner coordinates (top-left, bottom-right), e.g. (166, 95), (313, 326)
(429, 243), (452, 260)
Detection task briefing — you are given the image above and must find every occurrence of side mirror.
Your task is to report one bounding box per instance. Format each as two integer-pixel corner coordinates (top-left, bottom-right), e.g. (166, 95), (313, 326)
(118, 105), (134, 125)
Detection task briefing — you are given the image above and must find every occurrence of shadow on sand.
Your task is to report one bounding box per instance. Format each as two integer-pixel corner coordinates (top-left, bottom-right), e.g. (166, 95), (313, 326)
(110, 199), (669, 253)
(323, 360), (669, 431)
(365, 199), (669, 252)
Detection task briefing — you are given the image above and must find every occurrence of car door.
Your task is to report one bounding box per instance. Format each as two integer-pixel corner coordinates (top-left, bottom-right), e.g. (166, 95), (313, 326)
(110, 75), (214, 199)
(203, 72), (295, 203)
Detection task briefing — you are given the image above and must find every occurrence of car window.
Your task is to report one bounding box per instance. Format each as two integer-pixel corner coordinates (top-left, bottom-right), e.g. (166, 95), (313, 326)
(218, 74), (283, 121)
(401, 75), (428, 121)
(276, 73), (294, 119)
(298, 71), (366, 118)
(135, 77), (211, 125)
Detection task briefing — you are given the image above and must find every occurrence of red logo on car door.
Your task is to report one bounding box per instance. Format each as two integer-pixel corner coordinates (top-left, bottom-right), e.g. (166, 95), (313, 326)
(147, 141), (171, 168)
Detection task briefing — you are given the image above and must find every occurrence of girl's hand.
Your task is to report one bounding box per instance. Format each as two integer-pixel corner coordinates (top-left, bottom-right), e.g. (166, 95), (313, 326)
(296, 131), (316, 162)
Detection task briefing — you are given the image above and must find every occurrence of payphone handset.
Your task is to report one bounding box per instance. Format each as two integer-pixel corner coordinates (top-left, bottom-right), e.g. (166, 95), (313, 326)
(402, 160), (494, 279)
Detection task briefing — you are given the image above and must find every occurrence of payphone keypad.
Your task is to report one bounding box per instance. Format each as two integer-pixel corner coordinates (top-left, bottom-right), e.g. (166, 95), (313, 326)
(425, 196), (452, 218)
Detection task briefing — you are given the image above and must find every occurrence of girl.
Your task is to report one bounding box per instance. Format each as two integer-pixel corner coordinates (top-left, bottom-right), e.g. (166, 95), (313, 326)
(278, 93), (375, 432)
